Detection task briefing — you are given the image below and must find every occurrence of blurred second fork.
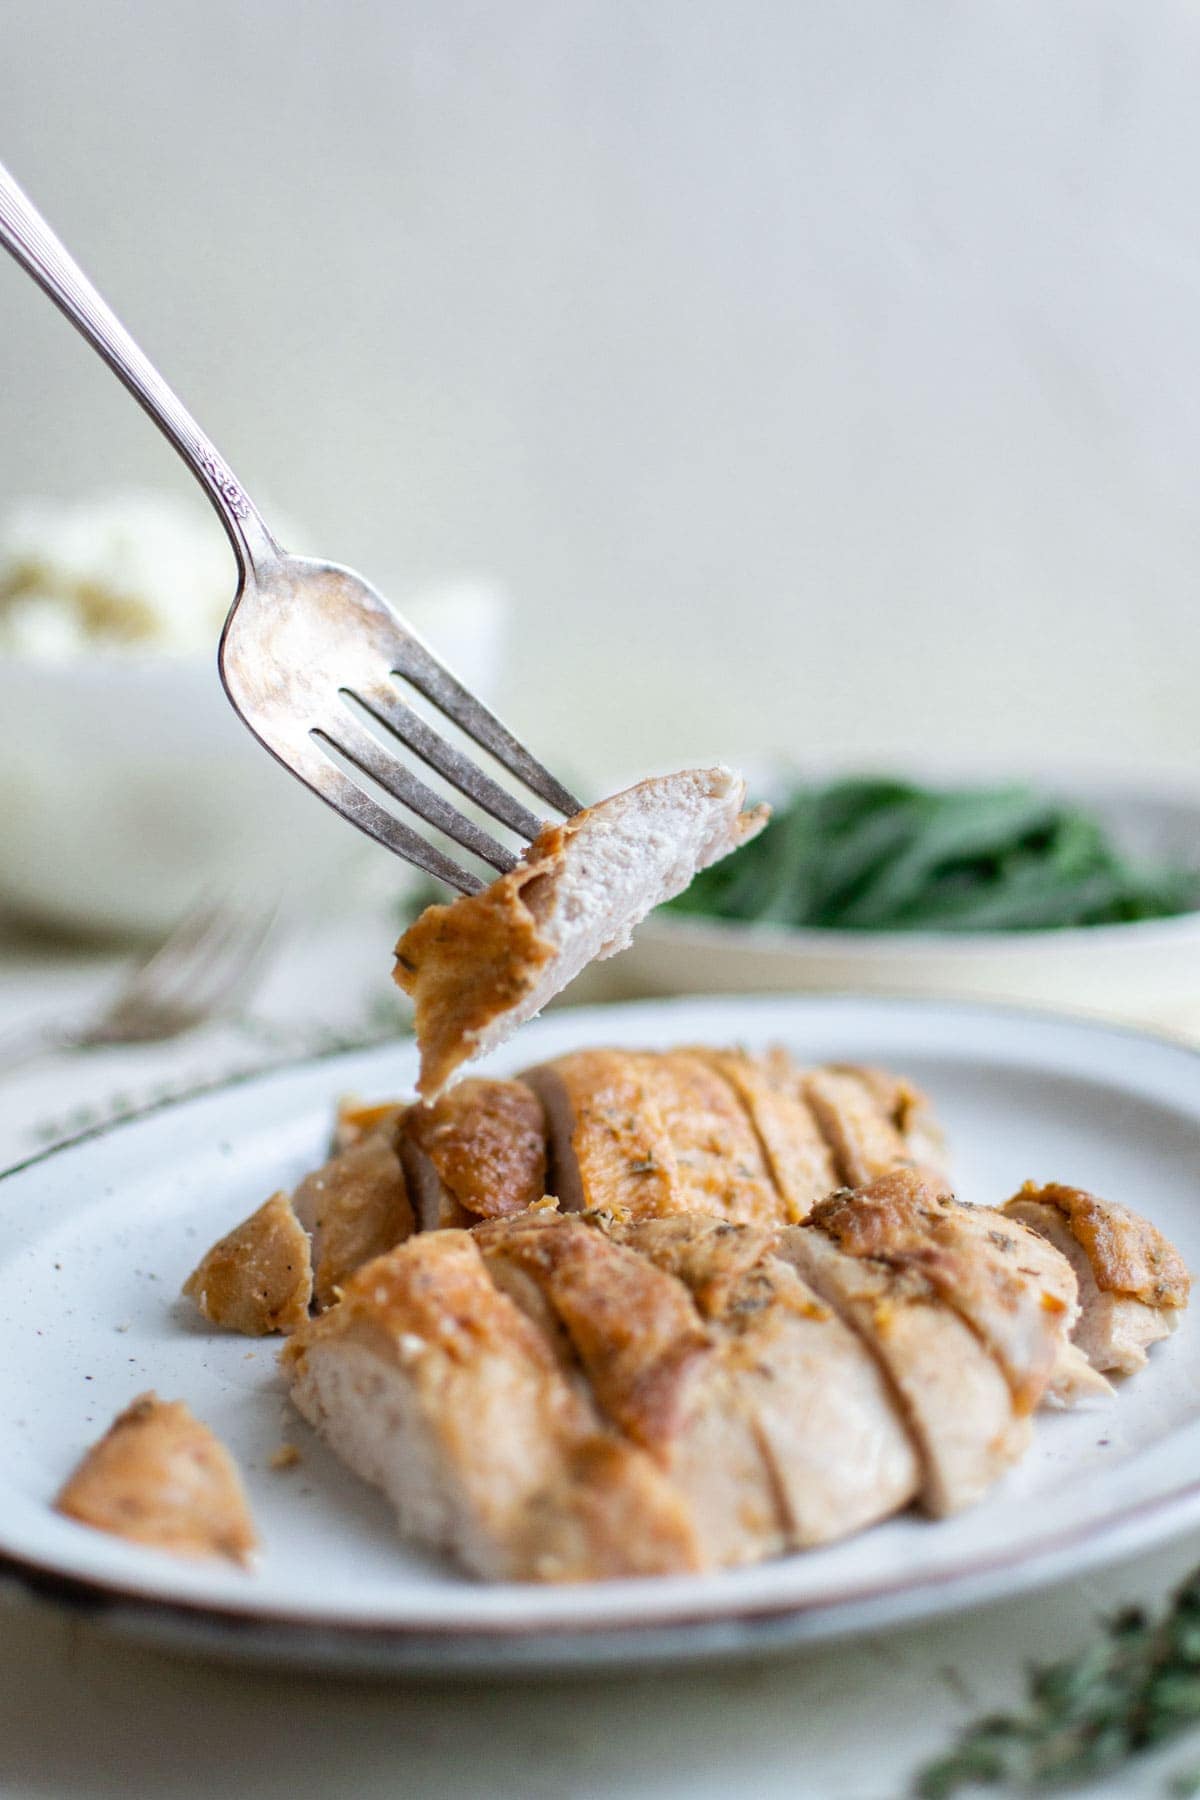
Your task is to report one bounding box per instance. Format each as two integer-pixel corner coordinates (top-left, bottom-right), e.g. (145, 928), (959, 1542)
(0, 900), (278, 1074)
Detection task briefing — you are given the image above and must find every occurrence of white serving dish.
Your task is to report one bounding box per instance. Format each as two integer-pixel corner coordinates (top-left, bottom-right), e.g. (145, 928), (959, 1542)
(1, 994), (1199, 1675)
(0, 581), (507, 939)
(599, 776), (1200, 1027)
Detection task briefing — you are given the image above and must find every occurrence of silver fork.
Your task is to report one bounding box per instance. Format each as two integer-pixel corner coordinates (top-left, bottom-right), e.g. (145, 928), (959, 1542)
(0, 900), (278, 1073)
(0, 163), (580, 896)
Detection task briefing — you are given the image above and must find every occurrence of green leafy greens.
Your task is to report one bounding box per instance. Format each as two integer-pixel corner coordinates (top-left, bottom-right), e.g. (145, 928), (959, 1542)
(664, 778), (1200, 934)
(915, 1570), (1200, 1796)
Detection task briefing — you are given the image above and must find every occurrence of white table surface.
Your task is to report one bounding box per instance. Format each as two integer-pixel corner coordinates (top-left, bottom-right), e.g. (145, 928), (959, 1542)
(3, 912), (1200, 1800)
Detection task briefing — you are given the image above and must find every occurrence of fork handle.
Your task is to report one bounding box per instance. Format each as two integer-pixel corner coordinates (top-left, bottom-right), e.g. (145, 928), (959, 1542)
(0, 161), (279, 582)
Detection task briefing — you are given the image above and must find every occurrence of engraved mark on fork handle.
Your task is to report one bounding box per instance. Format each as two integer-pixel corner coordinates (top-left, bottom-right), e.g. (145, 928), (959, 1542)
(196, 446), (251, 519)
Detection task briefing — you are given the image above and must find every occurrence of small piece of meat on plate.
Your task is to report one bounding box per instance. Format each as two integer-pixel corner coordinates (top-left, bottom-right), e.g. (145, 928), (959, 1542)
(1003, 1182), (1190, 1376)
(54, 1392), (257, 1563)
(183, 1190), (312, 1336)
(292, 1129), (415, 1308)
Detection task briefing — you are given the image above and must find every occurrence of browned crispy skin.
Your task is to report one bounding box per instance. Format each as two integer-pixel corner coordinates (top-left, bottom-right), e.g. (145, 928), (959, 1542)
(392, 825), (562, 1100)
(523, 1050), (686, 1220)
(1003, 1183), (1190, 1378)
(282, 1231), (701, 1581)
(635, 1052), (783, 1226)
(611, 1216), (779, 1315)
(293, 1132), (415, 1309)
(332, 1099), (407, 1154)
(55, 1393), (257, 1563)
(691, 1049), (838, 1221)
(803, 1068), (921, 1188)
(810, 1170), (1077, 1413)
(831, 1065), (951, 1180)
(1009, 1182), (1190, 1306)
(402, 1079), (547, 1222)
(183, 1191), (312, 1336)
(472, 1213), (712, 1450)
(527, 1049), (939, 1232)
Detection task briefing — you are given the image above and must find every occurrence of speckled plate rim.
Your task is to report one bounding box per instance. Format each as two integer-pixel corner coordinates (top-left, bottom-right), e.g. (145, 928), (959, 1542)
(3, 993), (1200, 1677)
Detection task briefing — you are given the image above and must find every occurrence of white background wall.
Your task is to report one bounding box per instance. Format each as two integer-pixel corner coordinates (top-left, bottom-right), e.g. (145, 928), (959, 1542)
(3, 0), (1199, 786)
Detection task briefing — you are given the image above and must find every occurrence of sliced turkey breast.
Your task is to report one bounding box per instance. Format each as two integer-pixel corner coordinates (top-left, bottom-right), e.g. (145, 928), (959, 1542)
(775, 1224), (1029, 1515)
(635, 1052), (784, 1226)
(525, 1047), (939, 1230)
(690, 1049), (839, 1222)
(283, 1230), (700, 1581)
(830, 1065), (951, 1181)
(393, 769), (769, 1098)
(526, 1048), (783, 1227)
(472, 1209), (786, 1568)
(285, 1210), (923, 1578)
(55, 1392), (257, 1564)
(523, 1049), (688, 1220)
(292, 1129), (414, 1309)
(183, 1191), (312, 1336)
(400, 1078), (547, 1232)
(802, 1068), (927, 1188)
(619, 1215), (921, 1548)
(1003, 1182), (1190, 1376)
(808, 1170), (1108, 1413)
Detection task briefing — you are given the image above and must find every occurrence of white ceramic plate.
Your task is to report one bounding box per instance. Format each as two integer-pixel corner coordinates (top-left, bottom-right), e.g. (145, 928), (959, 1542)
(2, 995), (1200, 1676)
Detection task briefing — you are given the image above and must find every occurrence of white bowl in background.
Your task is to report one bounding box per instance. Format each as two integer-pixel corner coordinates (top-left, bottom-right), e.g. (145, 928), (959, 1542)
(0, 579), (508, 939)
(587, 775), (1200, 1028)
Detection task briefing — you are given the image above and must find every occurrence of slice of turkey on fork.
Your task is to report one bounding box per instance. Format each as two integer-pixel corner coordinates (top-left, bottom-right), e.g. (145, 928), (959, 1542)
(394, 767), (769, 1098)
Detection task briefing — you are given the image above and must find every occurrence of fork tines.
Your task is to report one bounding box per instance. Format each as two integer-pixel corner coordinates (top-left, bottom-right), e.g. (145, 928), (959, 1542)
(313, 636), (581, 896)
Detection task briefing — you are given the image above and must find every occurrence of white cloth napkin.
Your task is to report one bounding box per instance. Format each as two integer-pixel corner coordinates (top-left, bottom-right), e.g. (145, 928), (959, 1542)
(0, 906), (411, 1171)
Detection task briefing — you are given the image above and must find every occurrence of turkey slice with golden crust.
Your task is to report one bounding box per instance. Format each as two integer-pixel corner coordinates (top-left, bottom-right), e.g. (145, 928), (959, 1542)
(55, 1392), (257, 1564)
(526, 1048), (809, 1228)
(282, 1231), (700, 1581)
(635, 1052), (783, 1226)
(474, 1210), (784, 1567)
(830, 1065), (951, 1181)
(808, 1170), (1107, 1414)
(393, 769), (769, 1099)
(690, 1049), (838, 1222)
(292, 1129), (415, 1309)
(606, 1214), (922, 1552)
(1003, 1182), (1190, 1376)
(802, 1068), (927, 1188)
(400, 1078), (547, 1232)
(775, 1224), (1028, 1515)
(522, 1049), (686, 1220)
(183, 1191), (312, 1336)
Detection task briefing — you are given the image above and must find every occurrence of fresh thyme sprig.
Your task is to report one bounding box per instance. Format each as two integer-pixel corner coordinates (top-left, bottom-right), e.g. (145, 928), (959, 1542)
(915, 1570), (1200, 1796)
